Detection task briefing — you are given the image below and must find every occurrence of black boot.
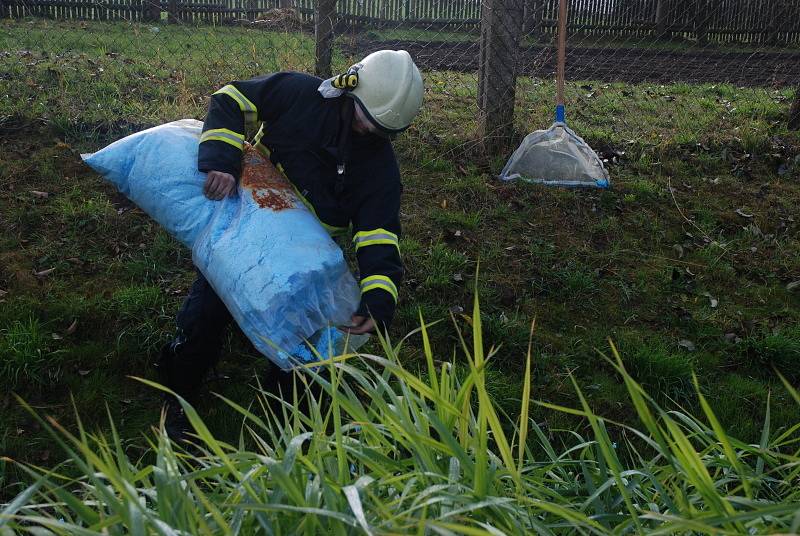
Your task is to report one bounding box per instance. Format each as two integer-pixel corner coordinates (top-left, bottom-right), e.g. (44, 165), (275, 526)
(162, 392), (192, 444)
(156, 337), (217, 443)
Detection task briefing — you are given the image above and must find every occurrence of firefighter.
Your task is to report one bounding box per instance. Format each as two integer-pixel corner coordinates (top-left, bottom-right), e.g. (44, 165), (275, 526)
(158, 50), (424, 440)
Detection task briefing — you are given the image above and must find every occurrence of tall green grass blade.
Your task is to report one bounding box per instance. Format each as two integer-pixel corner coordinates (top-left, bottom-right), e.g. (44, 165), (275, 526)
(756, 390), (771, 478)
(517, 318), (535, 478)
(692, 373), (752, 498)
(569, 374), (643, 533)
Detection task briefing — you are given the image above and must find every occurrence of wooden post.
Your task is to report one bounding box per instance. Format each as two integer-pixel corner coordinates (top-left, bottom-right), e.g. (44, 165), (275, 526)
(522, 0), (536, 37)
(143, 0), (160, 22)
(766, 0), (778, 46)
(533, 0), (545, 43)
(167, 0), (177, 23)
(315, 0), (337, 78)
(789, 86), (800, 131)
(654, 0), (667, 38)
(695, 0), (709, 45)
(478, 0), (524, 154)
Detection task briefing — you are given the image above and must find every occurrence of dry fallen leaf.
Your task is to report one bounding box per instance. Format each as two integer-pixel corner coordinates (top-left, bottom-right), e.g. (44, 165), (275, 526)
(787, 281), (800, 292)
(78, 369), (91, 376)
(678, 339), (696, 352)
(33, 267), (55, 277)
(453, 273), (463, 282)
(65, 319), (78, 335)
(30, 190), (49, 199)
(51, 333), (63, 340)
(735, 208), (754, 218)
(440, 199), (448, 209)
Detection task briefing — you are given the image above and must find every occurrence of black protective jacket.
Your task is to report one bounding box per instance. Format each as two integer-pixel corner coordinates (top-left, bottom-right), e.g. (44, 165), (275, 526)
(197, 72), (403, 328)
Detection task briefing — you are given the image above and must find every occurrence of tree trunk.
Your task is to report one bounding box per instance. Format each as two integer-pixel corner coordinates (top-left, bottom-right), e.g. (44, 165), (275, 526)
(315, 0), (337, 78)
(478, 0), (525, 154)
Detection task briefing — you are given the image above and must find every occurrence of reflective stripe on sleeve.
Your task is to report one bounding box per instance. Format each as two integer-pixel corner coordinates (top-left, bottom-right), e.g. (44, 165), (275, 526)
(213, 84), (258, 128)
(199, 128), (245, 150)
(353, 228), (399, 252)
(360, 275), (398, 302)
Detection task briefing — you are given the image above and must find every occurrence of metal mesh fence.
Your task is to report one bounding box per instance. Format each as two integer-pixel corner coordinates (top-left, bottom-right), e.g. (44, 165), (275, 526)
(1, 0), (798, 165)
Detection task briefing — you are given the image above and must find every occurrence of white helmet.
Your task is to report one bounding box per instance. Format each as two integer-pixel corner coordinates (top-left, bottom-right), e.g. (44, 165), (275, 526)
(349, 50), (423, 134)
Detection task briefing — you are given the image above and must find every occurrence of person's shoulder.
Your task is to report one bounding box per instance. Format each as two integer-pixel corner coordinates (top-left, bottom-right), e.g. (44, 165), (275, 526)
(242, 72), (322, 94)
(270, 71), (324, 94)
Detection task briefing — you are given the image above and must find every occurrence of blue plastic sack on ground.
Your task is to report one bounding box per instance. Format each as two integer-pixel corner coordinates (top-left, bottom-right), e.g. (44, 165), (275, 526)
(82, 119), (362, 369)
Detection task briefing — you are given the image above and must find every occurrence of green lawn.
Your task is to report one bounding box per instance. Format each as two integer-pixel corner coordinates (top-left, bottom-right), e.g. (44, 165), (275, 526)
(358, 26), (800, 52)
(1, 18), (800, 496)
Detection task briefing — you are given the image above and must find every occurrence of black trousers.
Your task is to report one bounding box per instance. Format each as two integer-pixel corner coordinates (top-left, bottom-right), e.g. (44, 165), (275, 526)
(157, 271), (230, 402)
(176, 270), (232, 362)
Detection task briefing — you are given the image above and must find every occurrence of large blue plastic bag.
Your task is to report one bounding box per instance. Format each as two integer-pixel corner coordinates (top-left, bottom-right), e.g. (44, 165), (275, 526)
(82, 119), (362, 370)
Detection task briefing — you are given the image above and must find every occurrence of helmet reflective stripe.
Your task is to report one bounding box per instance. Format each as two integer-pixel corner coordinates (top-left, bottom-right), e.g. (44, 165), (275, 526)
(360, 275), (398, 302)
(200, 128), (245, 150)
(353, 228), (399, 252)
(349, 50), (423, 133)
(214, 84), (258, 129)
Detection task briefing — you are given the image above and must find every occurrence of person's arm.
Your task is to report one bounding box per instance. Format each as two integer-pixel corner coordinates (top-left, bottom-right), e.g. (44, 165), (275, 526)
(344, 143), (404, 334)
(197, 73), (308, 198)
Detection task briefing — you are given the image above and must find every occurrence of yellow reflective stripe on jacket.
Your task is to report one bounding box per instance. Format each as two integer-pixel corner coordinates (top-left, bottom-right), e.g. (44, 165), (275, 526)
(199, 128), (245, 150)
(360, 275), (398, 302)
(255, 141), (271, 158)
(353, 228), (399, 252)
(213, 84), (258, 128)
(254, 125), (272, 157)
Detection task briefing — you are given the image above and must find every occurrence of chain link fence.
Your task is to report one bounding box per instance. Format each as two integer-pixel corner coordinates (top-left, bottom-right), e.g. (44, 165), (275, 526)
(1, 0), (799, 165)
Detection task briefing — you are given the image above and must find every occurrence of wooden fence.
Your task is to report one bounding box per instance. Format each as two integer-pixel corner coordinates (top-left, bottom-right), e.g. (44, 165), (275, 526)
(1, 0), (798, 45)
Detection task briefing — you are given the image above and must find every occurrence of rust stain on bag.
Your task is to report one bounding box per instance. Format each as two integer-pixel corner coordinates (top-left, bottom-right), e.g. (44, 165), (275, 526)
(240, 144), (296, 210)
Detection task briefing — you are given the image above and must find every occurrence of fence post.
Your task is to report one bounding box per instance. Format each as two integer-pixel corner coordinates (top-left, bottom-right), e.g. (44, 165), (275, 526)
(142, 0), (160, 22)
(523, 0), (542, 40)
(695, 0), (709, 45)
(478, 0), (524, 154)
(766, 0), (780, 46)
(167, 0), (178, 23)
(315, 0), (337, 78)
(654, 0), (667, 38)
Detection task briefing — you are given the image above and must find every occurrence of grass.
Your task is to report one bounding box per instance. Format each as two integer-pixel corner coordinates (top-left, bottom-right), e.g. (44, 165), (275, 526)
(2, 295), (800, 533)
(360, 27), (800, 53)
(1, 18), (799, 502)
